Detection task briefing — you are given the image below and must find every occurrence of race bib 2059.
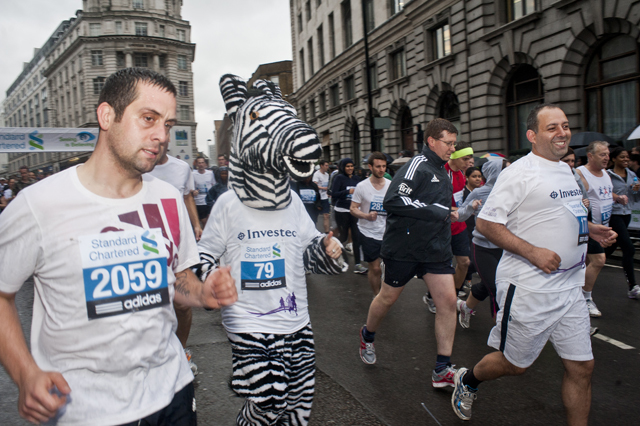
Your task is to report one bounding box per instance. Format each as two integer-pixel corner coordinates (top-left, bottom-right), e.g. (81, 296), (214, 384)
(79, 229), (169, 320)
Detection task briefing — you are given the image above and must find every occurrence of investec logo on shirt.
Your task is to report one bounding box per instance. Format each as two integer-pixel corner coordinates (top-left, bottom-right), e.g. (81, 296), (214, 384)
(550, 188), (582, 199)
(238, 228), (298, 240)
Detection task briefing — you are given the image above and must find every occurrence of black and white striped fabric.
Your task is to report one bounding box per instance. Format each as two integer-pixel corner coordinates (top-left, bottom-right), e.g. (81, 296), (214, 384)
(220, 74), (323, 211)
(228, 323), (315, 426)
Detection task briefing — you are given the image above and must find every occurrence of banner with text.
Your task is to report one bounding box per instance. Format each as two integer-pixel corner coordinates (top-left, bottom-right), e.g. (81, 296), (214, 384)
(0, 128), (98, 152)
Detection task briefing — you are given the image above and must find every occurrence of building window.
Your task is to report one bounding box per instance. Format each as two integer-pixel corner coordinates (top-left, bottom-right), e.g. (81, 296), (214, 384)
(135, 22), (148, 36)
(299, 48), (306, 83)
(319, 91), (327, 113)
(506, 64), (544, 153)
(177, 29), (186, 41)
(390, 49), (406, 80)
(328, 13), (336, 59)
(330, 83), (340, 107)
(159, 25), (165, 37)
(341, 0), (353, 49)
(90, 23), (101, 36)
(390, 0), (404, 15)
(437, 91), (461, 132)
(159, 54), (166, 68)
(91, 50), (103, 66)
(309, 98), (316, 119)
(433, 23), (451, 60)
(305, 0), (311, 21)
(133, 0), (144, 9)
(298, 13), (303, 33)
(271, 75), (280, 85)
(364, 0), (374, 33)
(507, 0), (535, 22)
(586, 35), (640, 141)
(344, 75), (355, 100)
(180, 105), (190, 121)
(115, 21), (123, 34)
(177, 55), (187, 70)
(317, 25), (325, 67)
(308, 38), (315, 76)
(93, 77), (105, 95)
(301, 105), (307, 122)
(179, 81), (188, 97)
(134, 52), (148, 68)
(116, 51), (125, 67)
(368, 62), (378, 90)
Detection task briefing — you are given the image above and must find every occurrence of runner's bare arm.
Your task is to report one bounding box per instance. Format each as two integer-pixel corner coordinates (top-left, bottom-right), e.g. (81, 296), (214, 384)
(173, 267), (237, 308)
(0, 291), (70, 424)
(476, 218), (561, 274)
(349, 201), (376, 221)
(183, 193), (202, 241)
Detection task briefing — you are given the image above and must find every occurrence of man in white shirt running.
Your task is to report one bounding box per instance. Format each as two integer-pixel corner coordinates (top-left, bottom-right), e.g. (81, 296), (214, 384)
(313, 160), (331, 232)
(451, 104), (616, 424)
(350, 152), (391, 296)
(0, 68), (236, 426)
(192, 156), (216, 228)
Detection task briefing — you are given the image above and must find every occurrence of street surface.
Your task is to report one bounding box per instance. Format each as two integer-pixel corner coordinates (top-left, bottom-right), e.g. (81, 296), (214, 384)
(1, 261), (638, 425)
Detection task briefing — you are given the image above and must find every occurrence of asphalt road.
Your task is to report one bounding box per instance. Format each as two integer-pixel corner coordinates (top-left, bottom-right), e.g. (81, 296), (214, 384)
(1, 263), (638, 425)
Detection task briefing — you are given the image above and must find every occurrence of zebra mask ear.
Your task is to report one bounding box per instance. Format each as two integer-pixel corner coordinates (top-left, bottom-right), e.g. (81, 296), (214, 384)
(219, 74), (248, 123)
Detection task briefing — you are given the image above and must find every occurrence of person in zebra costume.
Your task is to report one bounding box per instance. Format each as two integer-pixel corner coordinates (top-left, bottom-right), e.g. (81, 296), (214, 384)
(194, 74), (345, 425)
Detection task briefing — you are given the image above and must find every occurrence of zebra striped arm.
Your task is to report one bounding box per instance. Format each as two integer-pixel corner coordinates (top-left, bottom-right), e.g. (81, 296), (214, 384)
(191, 251), (219, 282)
(303, 235), (348, 275)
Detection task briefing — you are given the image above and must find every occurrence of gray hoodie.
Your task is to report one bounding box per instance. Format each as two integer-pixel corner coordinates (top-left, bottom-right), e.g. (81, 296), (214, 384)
(457, 158), (503, 249)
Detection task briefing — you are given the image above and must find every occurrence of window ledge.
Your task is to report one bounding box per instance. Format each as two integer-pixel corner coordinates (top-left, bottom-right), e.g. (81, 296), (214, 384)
(479, 12), (542, 43)
(551, 0), (580, 9)
(422, 54), (455, 72)
(345, 97), (358, 105)
(318, 111), (328, 119)
(327, 105), (341, 114)
(386, 75), (410, 87)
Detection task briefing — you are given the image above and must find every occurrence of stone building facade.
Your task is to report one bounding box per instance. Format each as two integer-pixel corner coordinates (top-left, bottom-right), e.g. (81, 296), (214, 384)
(290, 0), (640, 165)
(1, 0), (196, 175)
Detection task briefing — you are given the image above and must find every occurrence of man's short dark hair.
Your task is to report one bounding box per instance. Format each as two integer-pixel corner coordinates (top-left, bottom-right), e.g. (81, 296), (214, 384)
(368, 151), (387, 166)
(425, 118), (458, 140)
(98, 68), (177, 122)
(196, 156), (208, 165)
(526, 103), (562, 133)
(454, 141), (471, 152)
(318, 160), (328, 166)
(19, 166), (29, 171)
(218, 154), (227, 159)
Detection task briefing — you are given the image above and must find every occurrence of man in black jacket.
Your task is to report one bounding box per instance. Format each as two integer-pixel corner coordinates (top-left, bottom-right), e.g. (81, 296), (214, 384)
(359, 118), (460, 389)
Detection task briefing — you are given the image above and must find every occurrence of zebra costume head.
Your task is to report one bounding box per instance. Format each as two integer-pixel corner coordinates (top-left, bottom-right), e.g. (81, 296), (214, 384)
(220, 74), (322, 210)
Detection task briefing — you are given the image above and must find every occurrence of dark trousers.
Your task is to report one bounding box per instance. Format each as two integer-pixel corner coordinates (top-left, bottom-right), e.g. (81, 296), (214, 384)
(605, 214), (636, 287)
(335, 210), (362, 264)
(118, 382), (197, 426)
(470, 244), (503, 317)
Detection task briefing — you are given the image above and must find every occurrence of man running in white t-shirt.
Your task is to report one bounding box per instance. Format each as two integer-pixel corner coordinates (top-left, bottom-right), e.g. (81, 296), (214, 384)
(192, 156), (216, 228)
(350, 152), (391, 296)
(452, 104), (616, 424)
(313, 160), (331, 232)
(0, 68), (236, 426)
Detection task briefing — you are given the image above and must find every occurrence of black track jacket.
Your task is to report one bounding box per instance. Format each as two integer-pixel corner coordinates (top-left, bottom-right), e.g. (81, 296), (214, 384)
(380, 144), (453, 263)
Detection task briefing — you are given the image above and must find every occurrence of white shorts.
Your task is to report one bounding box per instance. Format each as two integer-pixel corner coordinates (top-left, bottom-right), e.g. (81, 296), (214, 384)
(487, 282), (593, 368)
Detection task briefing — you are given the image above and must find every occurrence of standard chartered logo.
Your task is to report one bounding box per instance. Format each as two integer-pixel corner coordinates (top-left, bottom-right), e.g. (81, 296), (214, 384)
(272, 243), (281, 257)
(142, 230), (159, 255)
(29, 131), (44, 150)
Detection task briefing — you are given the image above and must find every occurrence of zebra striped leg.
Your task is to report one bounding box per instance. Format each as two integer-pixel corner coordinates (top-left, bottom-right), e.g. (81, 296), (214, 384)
(278, 325), (315, 426)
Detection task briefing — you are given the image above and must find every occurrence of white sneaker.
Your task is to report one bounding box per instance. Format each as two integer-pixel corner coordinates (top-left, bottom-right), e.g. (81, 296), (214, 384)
(344, 242), (353, 254)
(423, 293), (436, 314)
(586, 298), (602, 317)
(458, 301), (475, 329)
(628, 285), (640, 299)
(353, 263), (368, 274)
(185, 348), (198, 376)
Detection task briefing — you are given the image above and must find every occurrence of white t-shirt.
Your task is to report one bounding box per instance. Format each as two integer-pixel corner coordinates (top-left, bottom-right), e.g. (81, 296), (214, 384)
(312, 170), (329, 200)
(0, 166), (199, 426)
(351, 178), (390, 240)
(478, 153), (588, 293)
(577, 165), (614, 226)
(192, 169), (215, 205)
(3, 188), (12, 199)
(148, 155), (195, 196)
(198, 190), (321, 334)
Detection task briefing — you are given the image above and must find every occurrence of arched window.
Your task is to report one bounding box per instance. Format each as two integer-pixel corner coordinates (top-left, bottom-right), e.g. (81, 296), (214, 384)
(506, 64), (544, 153)
(399, 107), (413, 152)
(438, 91), (460, 132)
(586, 35), (640, 140)
(370, 110), (384, 153)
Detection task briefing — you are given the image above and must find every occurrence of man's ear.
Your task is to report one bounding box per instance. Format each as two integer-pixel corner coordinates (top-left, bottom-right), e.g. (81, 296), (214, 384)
(97, 102), (115, 131)
(526, 129), (537, 145)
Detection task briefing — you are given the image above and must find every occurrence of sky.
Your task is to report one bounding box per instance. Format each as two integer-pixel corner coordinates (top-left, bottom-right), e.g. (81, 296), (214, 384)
(0, 0), (293, 153)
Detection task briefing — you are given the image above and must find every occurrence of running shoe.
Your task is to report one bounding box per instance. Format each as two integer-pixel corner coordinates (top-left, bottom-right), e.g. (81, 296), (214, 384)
(344, 242), (353, 254)
(628, 285), (640, 299)
(432, 364), (457, 388)
(423, 293), (436, 314)
(457, 288), (467, 299)
(185, 348), (198, 376)
(590, 326), (599, 336)
(353, 263), (368, 275)
(359, 326), (376, 364)
(586, 298), (602, 317)
(462, 280), (472, 291)
(451, 367), (477, 421)
(457, 300), (475, 329)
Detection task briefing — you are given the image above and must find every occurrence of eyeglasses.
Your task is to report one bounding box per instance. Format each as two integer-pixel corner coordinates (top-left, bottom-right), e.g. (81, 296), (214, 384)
(433, 138), (456, 148)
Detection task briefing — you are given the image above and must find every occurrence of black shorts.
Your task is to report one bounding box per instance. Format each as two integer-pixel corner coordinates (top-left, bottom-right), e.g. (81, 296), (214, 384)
(196, 204), (211, 219)
(451, 231), (470, 257)
(360, 233), (382, 262)
(382, 258), (455, 288)
(118, 382), (196, 426)
(320, 199), (330, 214)
(587, 237), (604, 254)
